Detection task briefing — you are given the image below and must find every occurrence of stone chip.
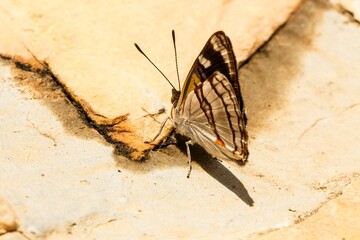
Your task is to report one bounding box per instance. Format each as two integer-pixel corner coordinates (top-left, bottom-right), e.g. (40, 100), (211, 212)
(0, 198), (18, 235)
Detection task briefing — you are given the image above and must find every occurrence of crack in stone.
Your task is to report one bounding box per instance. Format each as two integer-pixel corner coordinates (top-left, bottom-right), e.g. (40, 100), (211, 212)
(1, 55), (140, 160)
(297, 103), (360, 146)
(17, 230), (32, 240)
(247, 172), (360, 239)
(296, 103), (360, 146)
(339, 102), (360, 115)
(21, 43), (47, 70)
(334, 2), (360, 24)
(296, 117), (327, 145)
(26, 113), (57, 146)
(84, 218), (119, 238)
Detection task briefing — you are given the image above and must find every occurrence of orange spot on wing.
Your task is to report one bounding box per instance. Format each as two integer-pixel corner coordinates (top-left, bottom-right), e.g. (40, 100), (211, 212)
(215, 138), (225, 147)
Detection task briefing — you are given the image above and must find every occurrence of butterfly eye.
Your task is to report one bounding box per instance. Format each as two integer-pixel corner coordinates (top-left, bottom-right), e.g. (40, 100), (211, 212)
(171, 89), (180, 106)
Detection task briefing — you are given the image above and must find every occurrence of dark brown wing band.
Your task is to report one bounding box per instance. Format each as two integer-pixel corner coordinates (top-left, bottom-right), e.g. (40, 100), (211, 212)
(178, 31), (247, 124)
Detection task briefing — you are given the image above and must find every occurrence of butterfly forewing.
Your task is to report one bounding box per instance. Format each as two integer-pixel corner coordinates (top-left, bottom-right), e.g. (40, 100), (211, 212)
(178, 31), (245, 119)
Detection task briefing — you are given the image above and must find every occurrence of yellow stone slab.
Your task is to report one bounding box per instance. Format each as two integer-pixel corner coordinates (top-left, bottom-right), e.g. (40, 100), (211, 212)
(0, 0), (302, 159)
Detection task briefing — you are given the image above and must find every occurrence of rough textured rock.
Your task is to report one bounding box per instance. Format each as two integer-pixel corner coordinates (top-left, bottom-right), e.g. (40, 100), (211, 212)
(0, 0), (359, 239)
(0, 0), (302, 159)
(253, 179), (360, 239)
(0, 198), (18, 235)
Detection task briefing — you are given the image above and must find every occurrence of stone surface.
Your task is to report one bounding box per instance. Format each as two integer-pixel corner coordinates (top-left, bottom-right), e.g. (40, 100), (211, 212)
(0, 0), (359, 239)
(0, 0), (302, 159)
(0, 198), (18, 235)
(253, 179), (360, 239)
(0, 232), (27, 240)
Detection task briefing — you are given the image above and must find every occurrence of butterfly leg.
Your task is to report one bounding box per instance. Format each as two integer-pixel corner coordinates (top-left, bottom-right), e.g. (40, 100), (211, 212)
(185, 140), (193, 178)
(145, 117), (172, 143)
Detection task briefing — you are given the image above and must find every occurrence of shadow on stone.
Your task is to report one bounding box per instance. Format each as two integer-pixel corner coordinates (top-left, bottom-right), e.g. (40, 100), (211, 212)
(239, 0), (329, 135)
(176, 135), (254, 206)
(196, 152), (255, 206)
(3, 59), (106, 143)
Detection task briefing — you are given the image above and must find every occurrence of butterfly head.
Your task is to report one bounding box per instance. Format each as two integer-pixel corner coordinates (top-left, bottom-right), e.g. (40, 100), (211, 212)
(171, 88), (180, 107)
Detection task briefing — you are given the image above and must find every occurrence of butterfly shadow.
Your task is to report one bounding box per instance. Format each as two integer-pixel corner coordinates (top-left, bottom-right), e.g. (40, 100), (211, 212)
(175, 135), (255, 207)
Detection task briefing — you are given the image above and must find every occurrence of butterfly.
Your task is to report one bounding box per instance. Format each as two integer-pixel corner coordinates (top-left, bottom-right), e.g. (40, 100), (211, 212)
(135, 31), (249, 177)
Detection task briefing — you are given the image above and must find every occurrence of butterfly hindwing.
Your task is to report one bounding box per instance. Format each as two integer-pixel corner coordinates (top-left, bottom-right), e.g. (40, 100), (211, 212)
(179, 71), (248, 161)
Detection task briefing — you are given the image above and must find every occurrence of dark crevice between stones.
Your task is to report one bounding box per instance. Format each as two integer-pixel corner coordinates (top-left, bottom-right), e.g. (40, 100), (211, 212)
(0, 54), (142, 161)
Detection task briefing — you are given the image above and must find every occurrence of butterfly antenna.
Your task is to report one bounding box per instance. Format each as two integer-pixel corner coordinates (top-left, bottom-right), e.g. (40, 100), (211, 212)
(134, 43), (177, 91)
(172, 30), (181, 91)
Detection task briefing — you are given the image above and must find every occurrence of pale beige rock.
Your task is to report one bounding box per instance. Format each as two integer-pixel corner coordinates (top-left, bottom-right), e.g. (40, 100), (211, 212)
(332, 0), (360, 21)
(0, 0), (302, 159)
(1, 1), (359, 239)
(0, 198), (18, 235)
(253, 179), (360, 240)
(0, 232), (27, 240)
